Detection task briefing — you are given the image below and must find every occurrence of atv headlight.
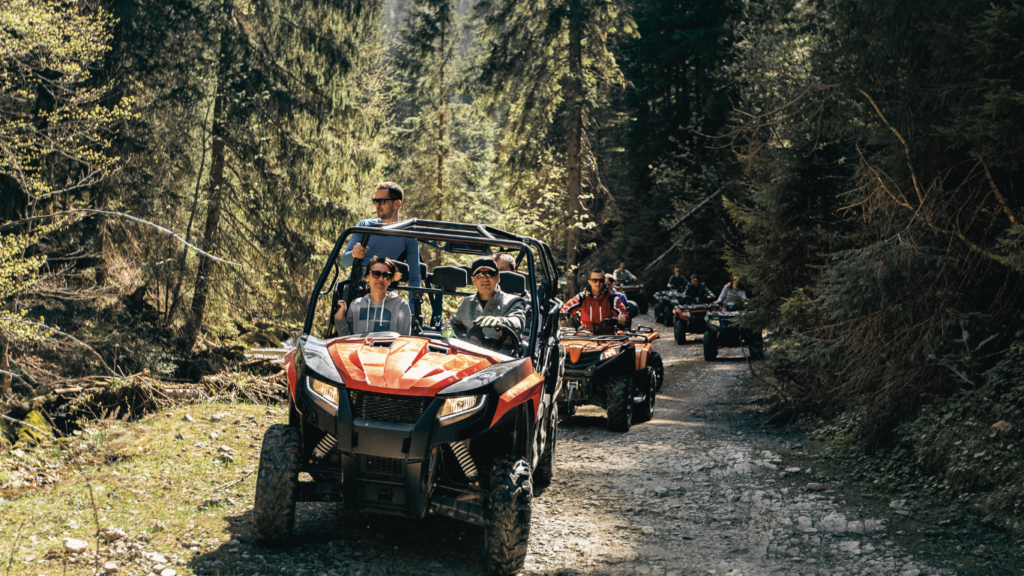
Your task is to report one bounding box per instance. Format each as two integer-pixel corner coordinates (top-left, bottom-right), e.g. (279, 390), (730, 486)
(709, 318), (721, 328)
(601, 347), (621, 360)
(309, 377), (339, 406)
(439, 395), (481, 419)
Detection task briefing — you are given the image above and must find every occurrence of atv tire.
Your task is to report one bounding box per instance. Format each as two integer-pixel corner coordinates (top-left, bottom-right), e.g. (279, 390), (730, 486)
(633, 368), (656, 424)
(637, 295), (649, 315)
(534, 414), (556, 487)
(606, 375), (634, 432)
(483, 456), (533, 576)
(703, 331), (718, 361)
(674, 318), (686, 344)
(648, 351), (665, 392)
(253, 424), (302, 546)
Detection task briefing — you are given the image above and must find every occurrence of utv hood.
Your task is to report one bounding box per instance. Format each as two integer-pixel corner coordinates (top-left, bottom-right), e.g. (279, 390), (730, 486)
(312, 334), (511, 396)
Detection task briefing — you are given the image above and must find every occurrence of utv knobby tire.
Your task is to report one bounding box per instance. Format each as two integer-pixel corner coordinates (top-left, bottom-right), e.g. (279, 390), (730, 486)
(633, 367), (656, 424)
(703, 331), (718, 361)
(483, 456), (533, 576)
(674, 319), (687, 344)
(606, 375), (634, 432)
(253, 424), (302, 546)
(648, 351), (665, 392)
(534, 414), (557, 487)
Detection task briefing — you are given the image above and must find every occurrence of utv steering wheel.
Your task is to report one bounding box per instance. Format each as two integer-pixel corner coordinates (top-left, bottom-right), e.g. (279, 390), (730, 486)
(467, 323), (523, 357)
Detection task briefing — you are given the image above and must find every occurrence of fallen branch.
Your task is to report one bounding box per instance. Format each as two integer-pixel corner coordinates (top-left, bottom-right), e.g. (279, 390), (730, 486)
(0, 209), (240, 266)
(213, 469), (255, 492)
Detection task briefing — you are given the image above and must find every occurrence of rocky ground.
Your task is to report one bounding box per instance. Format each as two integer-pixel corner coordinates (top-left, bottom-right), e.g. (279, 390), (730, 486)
(7, 312), (1011, 575)
(180, 313), (968, 576)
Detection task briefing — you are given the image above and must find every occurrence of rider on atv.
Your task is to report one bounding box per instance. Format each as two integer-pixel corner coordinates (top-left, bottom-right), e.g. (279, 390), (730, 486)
(561, 268), (629, 334)
(444, 256), (527, 351)
(683, 274), (716, 305)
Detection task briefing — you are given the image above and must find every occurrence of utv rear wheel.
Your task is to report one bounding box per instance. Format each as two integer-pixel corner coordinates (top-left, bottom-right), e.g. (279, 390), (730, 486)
(703, 331), (718, 361)
(483, 456), (533, 576)
(648, 351), (665, 392)
(534, 415), (556, 487)
(674, 319), (686, 344)
(606, 375), (634, 432)
(253, 424), (301, 546)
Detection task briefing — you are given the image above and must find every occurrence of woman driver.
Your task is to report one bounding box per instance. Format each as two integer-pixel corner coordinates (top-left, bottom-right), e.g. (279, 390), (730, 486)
(334, 256), (412, 336)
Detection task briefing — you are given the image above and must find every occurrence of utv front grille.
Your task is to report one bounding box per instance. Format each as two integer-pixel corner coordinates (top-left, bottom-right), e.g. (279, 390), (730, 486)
(363, 456), (403, 476)
(349, 390), (430, 424)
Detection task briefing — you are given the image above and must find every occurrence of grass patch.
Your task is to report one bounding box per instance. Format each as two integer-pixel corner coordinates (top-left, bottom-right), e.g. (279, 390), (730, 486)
(0, 402), (287, 575)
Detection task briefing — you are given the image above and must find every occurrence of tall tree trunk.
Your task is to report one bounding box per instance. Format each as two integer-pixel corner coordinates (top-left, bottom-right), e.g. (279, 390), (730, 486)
(179, 93), (226, 351)
(564, 0), (584, 296)
(0, 331), (10, 398)
(433, 17), (447, 270)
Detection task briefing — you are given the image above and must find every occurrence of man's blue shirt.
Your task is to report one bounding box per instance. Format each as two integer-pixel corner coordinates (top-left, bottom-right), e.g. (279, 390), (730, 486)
(341, 218), (422, 287)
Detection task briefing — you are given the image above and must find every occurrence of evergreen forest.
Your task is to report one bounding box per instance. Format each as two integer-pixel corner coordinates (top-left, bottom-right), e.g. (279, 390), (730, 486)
(3, 0), (1024, 540)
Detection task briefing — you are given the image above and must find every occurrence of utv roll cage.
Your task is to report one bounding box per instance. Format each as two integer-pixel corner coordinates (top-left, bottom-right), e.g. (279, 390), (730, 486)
(303, 219), (561, 358)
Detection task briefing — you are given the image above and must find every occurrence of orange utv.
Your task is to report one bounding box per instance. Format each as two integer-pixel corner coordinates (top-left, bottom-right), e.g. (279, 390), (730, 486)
(557, 320), (664, 432)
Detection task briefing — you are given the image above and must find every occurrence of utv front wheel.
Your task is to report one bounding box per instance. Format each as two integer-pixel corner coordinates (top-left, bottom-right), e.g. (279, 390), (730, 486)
(253, 424), (302, 546)
(534, 414), (557, 487)
(648, 351), (665, 392)
(703, 331), (718, 361)
(674, 319), (686, 344)
(606, 375), (634, 432)
(483, 456), (533, 576)
(633, 368), (657, 424)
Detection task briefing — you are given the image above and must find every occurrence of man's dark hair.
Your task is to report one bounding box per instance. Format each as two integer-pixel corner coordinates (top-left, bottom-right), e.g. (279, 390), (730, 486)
(376, 181), (404, 201)
(590, 268), (605, 276)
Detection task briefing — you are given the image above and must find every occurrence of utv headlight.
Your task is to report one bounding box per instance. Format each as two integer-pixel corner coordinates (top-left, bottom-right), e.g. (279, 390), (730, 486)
(309, 377), (340, 406)
(601, 347), (621, 360)
(439, 395), (481, 419)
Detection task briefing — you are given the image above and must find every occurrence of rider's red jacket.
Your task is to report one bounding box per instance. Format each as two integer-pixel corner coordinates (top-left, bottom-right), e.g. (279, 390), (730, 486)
(560, 285), (628, 331)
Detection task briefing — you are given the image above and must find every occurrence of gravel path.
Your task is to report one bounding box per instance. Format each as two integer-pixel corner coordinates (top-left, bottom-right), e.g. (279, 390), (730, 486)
(196, 313), (961, 576)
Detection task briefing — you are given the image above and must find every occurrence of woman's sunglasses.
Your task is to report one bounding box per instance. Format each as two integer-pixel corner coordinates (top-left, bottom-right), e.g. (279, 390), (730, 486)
(369, 270), (393, 279)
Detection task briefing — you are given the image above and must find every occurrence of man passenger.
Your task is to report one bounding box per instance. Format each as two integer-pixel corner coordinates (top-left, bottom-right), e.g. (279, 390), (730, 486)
(341, 182), (422, 287)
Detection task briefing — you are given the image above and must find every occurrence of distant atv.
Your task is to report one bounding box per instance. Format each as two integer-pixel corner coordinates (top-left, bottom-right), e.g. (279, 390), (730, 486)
(703, 303), (764, 361)
(617, 282), (648, 314)
(652, 290), (686, 325)
(557, 318), (664, 432)
(672, 303), (720, 344)
(257, 220), (563, 576)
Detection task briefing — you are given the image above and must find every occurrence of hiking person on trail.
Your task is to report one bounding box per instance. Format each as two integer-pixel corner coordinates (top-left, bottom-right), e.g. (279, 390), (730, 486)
(683, 274), (715, 305)
(341, 182), (422, 287)
(561, 268), (629, 333)
(334, 256), (412, 336)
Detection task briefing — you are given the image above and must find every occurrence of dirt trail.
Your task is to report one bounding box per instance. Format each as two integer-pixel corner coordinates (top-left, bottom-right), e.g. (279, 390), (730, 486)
(195, 313), (961, 576)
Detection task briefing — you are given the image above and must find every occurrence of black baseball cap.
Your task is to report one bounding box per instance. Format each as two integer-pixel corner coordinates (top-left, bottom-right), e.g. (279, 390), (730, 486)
(470, 257), (498, 276)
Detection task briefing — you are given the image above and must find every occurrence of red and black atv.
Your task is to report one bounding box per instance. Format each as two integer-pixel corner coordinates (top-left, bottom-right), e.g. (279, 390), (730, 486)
(672, 302), (720, 344)
(617, 282), (648, 315)
(256, 221), (563, 576)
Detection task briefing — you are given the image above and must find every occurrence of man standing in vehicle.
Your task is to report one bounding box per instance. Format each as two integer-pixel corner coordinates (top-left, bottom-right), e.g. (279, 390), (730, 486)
(446, 257), (527, 348)
(341, 182), (422, 287)
(668, 266), (687, 290)
(561, 269), (628, 332)
(683, 274), (715, 304)
(495, 252), (517, 272)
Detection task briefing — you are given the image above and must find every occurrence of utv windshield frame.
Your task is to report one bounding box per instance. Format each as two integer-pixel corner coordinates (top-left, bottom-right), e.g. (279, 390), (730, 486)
(303, 219), (559, 357)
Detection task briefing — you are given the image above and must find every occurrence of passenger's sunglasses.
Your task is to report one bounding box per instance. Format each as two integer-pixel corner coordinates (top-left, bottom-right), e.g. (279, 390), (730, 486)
(588, 278), (604, 283)
(368, 270), (393, 279)
(370, 198), (394, 206)
(472, 270), (498, 279)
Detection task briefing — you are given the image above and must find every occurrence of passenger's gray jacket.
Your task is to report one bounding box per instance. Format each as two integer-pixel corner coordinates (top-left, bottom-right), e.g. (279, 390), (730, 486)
(336, 291), (412, 336)
(450, 287), (527, 346)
